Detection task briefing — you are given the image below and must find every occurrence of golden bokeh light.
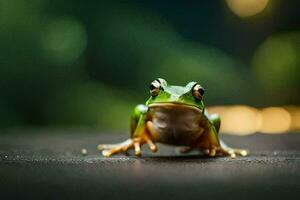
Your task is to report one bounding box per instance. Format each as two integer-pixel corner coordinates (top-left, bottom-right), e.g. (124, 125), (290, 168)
(291, 110), (300, 130)
(226, 0), (269, 18)
(284, 106), (300, 131)
(208, 106), (261, 135)
(260, 107), (292, 133)
(208, 105), (299, 135)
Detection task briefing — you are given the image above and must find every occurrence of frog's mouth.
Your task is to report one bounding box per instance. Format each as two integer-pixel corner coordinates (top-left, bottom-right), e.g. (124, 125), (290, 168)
(148, 102), (202, 112)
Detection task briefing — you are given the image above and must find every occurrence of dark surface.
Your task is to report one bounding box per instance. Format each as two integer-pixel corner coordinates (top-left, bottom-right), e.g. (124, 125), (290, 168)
(0, 130), (300, 200)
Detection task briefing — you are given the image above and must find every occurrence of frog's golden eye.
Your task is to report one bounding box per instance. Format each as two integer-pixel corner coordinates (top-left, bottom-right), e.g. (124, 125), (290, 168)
(192, 83), (204, 100)
(150, 80), (160, 96)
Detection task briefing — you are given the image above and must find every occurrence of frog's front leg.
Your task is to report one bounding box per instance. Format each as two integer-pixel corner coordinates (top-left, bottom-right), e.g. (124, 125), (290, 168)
(98, 104), (157, 157)
(196, 113), (248, 158)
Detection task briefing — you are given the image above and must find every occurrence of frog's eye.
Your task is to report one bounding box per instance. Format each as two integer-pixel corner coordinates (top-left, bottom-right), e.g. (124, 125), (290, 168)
(150, 80), (161, 96)
(192, 83), (204, 100)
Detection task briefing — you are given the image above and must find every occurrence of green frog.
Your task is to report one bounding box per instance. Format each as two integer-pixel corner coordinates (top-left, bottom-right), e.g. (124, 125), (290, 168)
(98, 78), (248, 158)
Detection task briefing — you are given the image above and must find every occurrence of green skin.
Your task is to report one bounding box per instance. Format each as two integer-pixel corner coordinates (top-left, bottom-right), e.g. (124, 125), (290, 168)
(99, 78), (247, 158)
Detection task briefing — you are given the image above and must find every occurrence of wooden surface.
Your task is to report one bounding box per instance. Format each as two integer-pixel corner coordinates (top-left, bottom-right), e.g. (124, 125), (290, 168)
(0, 130), (299, 199)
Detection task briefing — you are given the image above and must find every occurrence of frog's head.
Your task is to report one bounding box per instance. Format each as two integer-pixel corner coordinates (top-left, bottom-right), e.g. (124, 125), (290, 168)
(145, 78), (205, 111)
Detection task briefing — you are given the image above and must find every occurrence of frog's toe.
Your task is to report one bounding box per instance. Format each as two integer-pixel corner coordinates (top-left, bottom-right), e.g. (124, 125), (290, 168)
(102, 148), (122, 157)
(201, 148), (217, 157)
(236, 149), (248, 156)
(219, 148), (248, 158)
(97, 144), (119, 150)
(133, 136), (157, 155)
(98, 139), (133, 150)
(133, 141), (141, 156)
(209, 148), (216, 157)
(219, 140), (248, 158)
(145, 137), (157, 152)
(98, 139), (135, 157)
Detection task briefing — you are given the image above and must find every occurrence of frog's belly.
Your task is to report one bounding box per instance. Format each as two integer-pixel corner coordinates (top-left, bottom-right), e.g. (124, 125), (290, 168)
(147, 105), (204, 146)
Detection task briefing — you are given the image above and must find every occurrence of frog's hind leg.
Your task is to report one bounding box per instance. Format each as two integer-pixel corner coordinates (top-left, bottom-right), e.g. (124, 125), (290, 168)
(98, 104), (157, 157)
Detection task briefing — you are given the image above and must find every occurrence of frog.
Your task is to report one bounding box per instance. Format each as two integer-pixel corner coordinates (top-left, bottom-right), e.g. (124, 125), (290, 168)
(98, 78), (248, 158)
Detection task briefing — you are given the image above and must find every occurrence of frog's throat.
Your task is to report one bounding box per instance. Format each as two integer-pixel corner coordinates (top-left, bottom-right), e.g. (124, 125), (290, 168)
(148, 102), (202, 112)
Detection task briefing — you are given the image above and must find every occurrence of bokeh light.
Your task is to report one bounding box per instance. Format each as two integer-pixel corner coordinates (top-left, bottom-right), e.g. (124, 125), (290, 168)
(0, 1), (299, 133)
(226, 0), (269, 17)
(208, 105), (261, 135)
(41, 18), (87, 65)
(252, 32), (300, 100)
(208, 106), (299, 135)
(282, 106), (300, 131)
(260, 107), (292, 133)
(289, 107), (300, 130)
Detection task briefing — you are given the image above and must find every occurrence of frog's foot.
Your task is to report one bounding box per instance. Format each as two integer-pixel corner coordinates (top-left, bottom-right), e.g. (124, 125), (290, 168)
(97, 135), (157, 157)
(218, 147), (248, 158)
(200, 147), (218, 157)
(199, 144), (248, 158)
(97, 139), (133, 157)
(218, 140), (248, 158)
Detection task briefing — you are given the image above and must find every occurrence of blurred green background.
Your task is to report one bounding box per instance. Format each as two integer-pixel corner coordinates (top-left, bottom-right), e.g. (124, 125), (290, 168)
(0, 0), (299, 130)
